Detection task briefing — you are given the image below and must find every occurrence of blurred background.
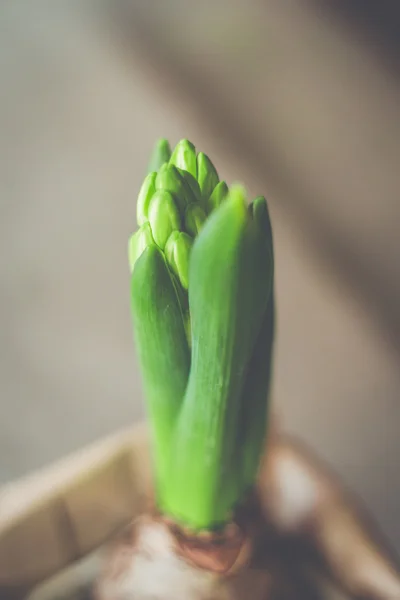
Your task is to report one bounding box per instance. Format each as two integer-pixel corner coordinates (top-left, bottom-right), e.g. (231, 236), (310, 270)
(1, 0), (400, 553)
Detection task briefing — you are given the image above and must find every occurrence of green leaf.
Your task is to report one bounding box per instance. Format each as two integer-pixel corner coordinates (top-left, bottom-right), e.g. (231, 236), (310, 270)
(252, 196), (273, 243)
(167, 186), (273, 530)
(238, 195), (274, 492)
(130, 245), (190, 498)
(239, 293), (275, 492)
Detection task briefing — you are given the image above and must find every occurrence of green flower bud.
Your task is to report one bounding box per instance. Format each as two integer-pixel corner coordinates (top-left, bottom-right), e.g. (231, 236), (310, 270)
(170, 139), (197, 179)
(155, 164), (193, 213)
(128, 221), (155, 272)
(148, 189), (181, 249)
(147, 138), (171, 174)
(177, 168), (202, 204)
(165, 231), (193, 290)
(197, 152), (219, 208)
(137, 172), (157, 226)
(184, 203), (206, 237)
(207, 180), (228, 214)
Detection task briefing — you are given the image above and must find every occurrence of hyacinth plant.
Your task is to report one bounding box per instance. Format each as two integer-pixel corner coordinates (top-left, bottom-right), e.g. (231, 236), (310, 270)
(128, 139), (275, 533)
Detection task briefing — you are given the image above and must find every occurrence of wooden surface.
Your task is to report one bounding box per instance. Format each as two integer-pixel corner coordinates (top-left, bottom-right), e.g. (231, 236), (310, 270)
(0, 424), (348, 600)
